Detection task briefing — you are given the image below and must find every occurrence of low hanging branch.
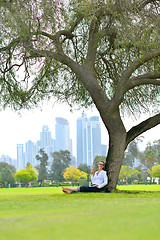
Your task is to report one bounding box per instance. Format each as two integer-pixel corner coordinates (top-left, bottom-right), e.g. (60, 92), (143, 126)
(126, 113), (160, 147)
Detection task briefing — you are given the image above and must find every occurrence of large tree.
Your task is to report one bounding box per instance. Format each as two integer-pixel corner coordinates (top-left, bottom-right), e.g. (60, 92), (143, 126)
(0, 0), (160, 191)
(123, 139), (141, 167)
(50, 150), (71, 182)
(0, 162), (16, 174)
(14, 165), (38, 184)
(0, 167), (15, 184)
(36, 148), (49, 184)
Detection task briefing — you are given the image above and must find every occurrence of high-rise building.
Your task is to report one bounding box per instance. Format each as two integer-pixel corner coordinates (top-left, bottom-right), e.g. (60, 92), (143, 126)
(25, 140), (35, 167)
(0, 155), (16, 168)
(40, 125), (54, 164)
(77, 114), (102, 166)
(90, 116), (102, 162)
(101, 144), (107, 156)
(55, 118), (72, 153)
(17, 144), (25, 170)
(77, 115), (85, 166)
(34, 140), (41, 166)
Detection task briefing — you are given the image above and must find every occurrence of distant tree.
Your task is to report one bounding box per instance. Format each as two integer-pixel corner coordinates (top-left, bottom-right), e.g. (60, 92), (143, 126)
(148, 165), (160, 179)
(144, 143), (156, 169)
(0, 162), (16, 174)
(123, 139), (141, 167)
(152, 140), (160, 165)
(26, 162), (32, 169)
(93, 155), (106, 172)
(63, 166), (87, 182)
(135, 166), (149, 183)
(78, 164), (91, 175)
(50, 150), (71, 182)
(0, 167), (15, 184)
(36, 148), (49, 184)
(14, 166), (38, 185)
(138, 142), (157, 169)
(119, 165), (139, 185)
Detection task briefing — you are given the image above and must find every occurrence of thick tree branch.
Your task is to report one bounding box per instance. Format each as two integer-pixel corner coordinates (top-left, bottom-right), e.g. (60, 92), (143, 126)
(40, 30), (74, 54)
(85, 18), (101, 70)
(126, 113), (160, 147)
(124, 72), (160, 91)
(85, 6), (112, 70)
(69, 15), (84, 33)
(40, 30), (74, 41)
(0, 38), (20, 52)
(112, 48), (160, 108)
(137, 0), (160, 10)
(121, 49), (160, 83)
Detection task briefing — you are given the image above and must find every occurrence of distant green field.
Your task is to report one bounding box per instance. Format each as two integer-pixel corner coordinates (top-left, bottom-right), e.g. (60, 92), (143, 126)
(0, 185), (160, 240)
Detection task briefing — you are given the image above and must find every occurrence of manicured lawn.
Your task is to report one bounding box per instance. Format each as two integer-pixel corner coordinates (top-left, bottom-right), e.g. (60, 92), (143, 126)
(0, 185), (160, 240)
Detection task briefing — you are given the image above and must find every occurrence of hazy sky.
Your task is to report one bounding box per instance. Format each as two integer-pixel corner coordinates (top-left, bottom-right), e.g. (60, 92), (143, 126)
(0, 101), (159, 159)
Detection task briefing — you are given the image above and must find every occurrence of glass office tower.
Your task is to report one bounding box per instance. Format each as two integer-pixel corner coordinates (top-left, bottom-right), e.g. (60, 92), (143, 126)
(40, 125), (54, 164)
(77, 114), (102, 166)
(17, 144), (25, 170)
(55, 118), (72, 153)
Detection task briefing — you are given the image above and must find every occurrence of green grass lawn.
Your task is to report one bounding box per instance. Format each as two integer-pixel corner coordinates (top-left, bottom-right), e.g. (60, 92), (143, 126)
(0, 185), (160, 240)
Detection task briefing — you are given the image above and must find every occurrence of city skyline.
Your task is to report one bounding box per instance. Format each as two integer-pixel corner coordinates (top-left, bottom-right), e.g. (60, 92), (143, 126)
(7, 114), (106, 169)
(0, 102), (159, 160)
(16, 119), (73, 169)
(77, 114), (106, 166)
(14, 113), (104, 169)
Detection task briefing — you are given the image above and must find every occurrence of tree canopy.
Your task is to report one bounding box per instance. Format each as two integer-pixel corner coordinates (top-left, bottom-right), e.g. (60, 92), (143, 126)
(0, 0), (159, 112)
(0, 162), (16, 174)
(63, 166), (87, 181)
(50, 150), (71, 182)
(36, 148), (49, 183)
(0, 167), (15, 184)
(78, 164), (91, 175)
(119, 165), (139, 184)
(148, 164), (160, 178)
(14, 165), (38, 183)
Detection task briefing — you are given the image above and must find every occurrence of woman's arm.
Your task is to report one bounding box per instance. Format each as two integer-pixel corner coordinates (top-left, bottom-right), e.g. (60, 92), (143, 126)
(91, 169), (95, 183)
(98, 171), (108, 189)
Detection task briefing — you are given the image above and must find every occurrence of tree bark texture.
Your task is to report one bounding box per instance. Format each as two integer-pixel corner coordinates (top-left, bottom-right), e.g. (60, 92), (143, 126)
(102, 112), (127, 191)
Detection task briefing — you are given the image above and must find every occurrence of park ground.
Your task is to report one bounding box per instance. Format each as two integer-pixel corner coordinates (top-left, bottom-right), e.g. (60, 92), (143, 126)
(0, 185), (160, 240)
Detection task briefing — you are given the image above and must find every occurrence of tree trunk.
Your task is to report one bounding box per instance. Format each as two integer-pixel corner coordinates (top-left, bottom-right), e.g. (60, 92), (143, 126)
(105, 132), (126, 191)
(102, 112), (127, 192)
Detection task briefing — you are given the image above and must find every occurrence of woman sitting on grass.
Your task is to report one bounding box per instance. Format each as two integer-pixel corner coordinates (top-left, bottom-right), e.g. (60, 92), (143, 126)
(62, 161), (108, 193)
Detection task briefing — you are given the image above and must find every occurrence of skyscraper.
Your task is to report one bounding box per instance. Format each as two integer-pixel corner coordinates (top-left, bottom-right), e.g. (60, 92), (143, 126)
(40, 125), (54, 164)
(101, 144), (107, 157)
(90, 116), (102, 161)
(77, 113), (87, 166)
(77, 114), (102, 166)
(17, 144), (25, 170)
(0, 155), (16, 168)
(34, 140), (41, 166)
(55, 117), (72, 153)
(25, 140), (35, 167)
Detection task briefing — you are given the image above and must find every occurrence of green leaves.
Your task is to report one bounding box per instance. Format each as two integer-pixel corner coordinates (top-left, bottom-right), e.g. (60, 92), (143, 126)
(36, 148), (49, 182)
(148, 165), (160, 178)
(14, 167), (38, 183)
(0, 0), (159, 115)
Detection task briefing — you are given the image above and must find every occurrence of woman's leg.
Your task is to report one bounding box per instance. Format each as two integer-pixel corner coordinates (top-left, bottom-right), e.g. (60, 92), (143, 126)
(79, 186), (101, 192)
(62, 187), (78, 193)
(62, 186), (101, 193)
